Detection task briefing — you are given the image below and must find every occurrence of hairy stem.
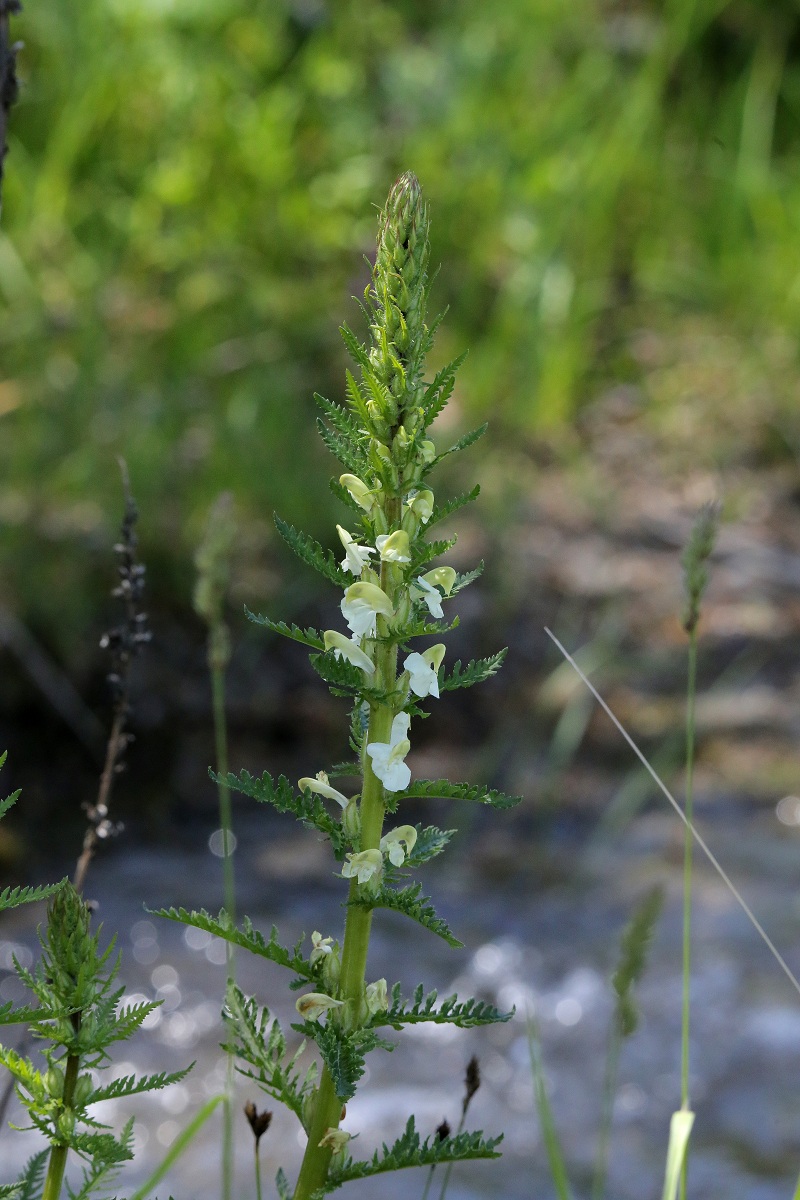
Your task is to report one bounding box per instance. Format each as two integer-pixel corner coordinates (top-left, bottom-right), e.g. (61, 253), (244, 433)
(42, 1046), (79, 1200)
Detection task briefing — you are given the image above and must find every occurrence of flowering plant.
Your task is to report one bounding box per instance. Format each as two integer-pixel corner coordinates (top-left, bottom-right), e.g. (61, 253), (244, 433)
(158, 172), (520, 1200)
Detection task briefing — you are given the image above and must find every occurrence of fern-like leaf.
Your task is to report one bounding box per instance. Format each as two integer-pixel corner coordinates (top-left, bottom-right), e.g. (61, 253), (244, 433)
(434, 422), (488, 462)
(409, 536), (458, 573)
(308, 651), (391, 706)
(450, 564), (484, 595)
(316, 417), (369, 475)
(339, 324), (371, 373)
(374, 982), (513, 1030)
(352, 883), (462, 948)
(217, 769), (348, 855)
(294, 1021), (390, 1102)
(323, 1116), (502, 1193)
(90, 1066), (193, 1104)
(420, 351), (469, 426)
(0, 880), (64, 913)
(152, 908), (316, 982)
(428, 486), (481, 529)
(403, 825), (454, 867)
(440, 649), (507, 693)
(2, 1151), (47, 1200)
(244, 610), (325, 650)
(399, 779), (523, 810)
(274, 516), (348, 587)
(224, 985), (317, 1124)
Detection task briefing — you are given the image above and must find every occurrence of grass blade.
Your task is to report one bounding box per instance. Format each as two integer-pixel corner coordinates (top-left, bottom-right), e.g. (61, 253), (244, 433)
(127, 1094), (225, 1200)
(526, 1015), (572, 1200)
(661, 1110), (694, 1200)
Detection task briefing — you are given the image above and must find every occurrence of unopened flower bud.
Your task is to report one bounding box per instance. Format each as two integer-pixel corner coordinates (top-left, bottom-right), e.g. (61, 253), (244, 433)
(73, 1074), (94, 1108)
(45, 1067), (64, 1100)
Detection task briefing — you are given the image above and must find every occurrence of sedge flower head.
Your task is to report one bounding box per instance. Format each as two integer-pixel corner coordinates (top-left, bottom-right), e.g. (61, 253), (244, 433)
(340, 473), (377, 513)
(341, 848), (383, 885)
(365, 977), (389, 1015)
(295, 992), (344, 1023)
(341, 581), (394, 638)
(336, 525), (375, 577)
(323, 630), (375, 675)
(298, 772), (349, 808)
(367, 712), (411, 792)
(403, 644), (445, 698)
(375, 529), (411, 563)
(405, 489), (434, 524)
(380, 824), (417, 867)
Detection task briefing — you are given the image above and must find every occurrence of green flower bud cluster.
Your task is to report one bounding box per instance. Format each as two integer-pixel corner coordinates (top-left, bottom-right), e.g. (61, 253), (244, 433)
(369, 171), (430, 413)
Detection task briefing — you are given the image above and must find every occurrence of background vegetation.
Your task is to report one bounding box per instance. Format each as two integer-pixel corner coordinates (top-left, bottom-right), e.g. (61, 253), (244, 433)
(2, 0), (800, 647)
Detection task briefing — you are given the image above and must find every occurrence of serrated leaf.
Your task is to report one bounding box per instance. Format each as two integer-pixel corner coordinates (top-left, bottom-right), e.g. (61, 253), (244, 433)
(3, 1151), (47, 1200)
(352, 882), (462, 948)
(421, 351), (469, 426)
(409, 536), (458, 573)
(402, 825), (454, 867)
(339, 324), (371, 373)
(274, 515), (348, 587)
(245, 610), (325, 651)
(224, 985), (316, 1123)
(440, 649), (507, 693)
(0, 879), (64, 913)
(435, 422), (488, 462)
(0, 1000), (60, 1026)
(90, 1065), (193, 1104)
(308, 651), (391, 706)
(322, 1115), (501, 1194)
(295, 1021), (389, 1102)
(374, 983), (513, 1030)
(450, 563), (484, 595)
(428, 485), (481, 529)
(316, 417), (369, 475)
(152, 907), (316, 981)
(399, 779), (523, 810)
(276, 1167), (292, 1200)
(217, 768), (348, 855)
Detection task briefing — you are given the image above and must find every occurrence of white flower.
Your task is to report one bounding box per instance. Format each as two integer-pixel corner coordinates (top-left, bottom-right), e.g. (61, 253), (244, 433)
(318, 1127), (351, 1152)
(375, 530), (411, 563)
(403, 644), (445, 698)
(336, 525), (375, 577)
(341, 581), (394, 639)
(298, 772), (349, 808)
(323, 630), (375, 675)
(380, 824), (417, 867)
(310, 931), (334, 966)
(367, 712), (412, 792)
(405, 489), (434, 524)
(295, 992), (344, 1022)
(339, 473), (377, 513)
(410, 576), (444, 619)
(365, 978), (388, 1015)
(341, 848), (383, 885)
(420, 439), (436, 464)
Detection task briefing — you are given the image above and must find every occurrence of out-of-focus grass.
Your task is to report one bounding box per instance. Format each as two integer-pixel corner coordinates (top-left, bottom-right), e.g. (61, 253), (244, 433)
(2, 0), (800, 646)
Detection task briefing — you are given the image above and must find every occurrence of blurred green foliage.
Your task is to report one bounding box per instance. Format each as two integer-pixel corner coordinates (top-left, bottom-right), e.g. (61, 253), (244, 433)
(2, 0), (800, 644)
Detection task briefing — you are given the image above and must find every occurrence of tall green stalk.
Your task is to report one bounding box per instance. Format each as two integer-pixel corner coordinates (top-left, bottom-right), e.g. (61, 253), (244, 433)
(194, 494), (237, 1200)
(678, 504), (718, 1200)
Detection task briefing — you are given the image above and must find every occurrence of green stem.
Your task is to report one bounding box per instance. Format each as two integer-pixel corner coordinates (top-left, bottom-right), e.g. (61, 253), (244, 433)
(592, 1025), (622, 1200)
(42, 1051), (79, 1200)
(293, 504), (401, 1200)
(211, 658), (236, 1200)
(255, 1143), (263, 1200)
(679, 630), (698, 1200)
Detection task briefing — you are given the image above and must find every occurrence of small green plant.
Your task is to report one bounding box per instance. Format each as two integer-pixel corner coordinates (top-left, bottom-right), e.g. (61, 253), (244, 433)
(0, 880), (190, 1200)
(156, 171), (518, 1199)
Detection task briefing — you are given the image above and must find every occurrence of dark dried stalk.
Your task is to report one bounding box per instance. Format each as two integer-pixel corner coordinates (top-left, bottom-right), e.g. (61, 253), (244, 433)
(73, 460), (150, 894)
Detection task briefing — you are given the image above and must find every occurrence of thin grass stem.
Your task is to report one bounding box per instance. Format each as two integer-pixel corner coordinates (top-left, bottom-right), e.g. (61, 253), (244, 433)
(679, 630), (698, 1200)
(592, 1026), (621, 1200)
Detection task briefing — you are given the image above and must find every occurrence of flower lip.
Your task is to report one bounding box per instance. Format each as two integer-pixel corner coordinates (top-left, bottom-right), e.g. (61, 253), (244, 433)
(376, 530), (411, 563)
(295, 992), (344, 1022)
(367, 711), (412, 792)
(341, 581), (394, 638)
(405, 489), (434, 524)
(323, 630), (375, 675)
(403, 644), (445, 699)
(336, 525), (375, 576)
(341, 848), (383, 885)
(339, 473), (377, 513)
(380, 824), (418, 866)
(298, 773), (349, 809)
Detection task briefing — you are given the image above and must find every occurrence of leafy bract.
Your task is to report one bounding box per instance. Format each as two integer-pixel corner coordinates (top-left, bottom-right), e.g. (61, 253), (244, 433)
(274, 516), (348, 588)
(400, 778), (523, 809)
(352, 882), (463, 948)
(151, 907), (315, 982)
(217, 769), (348, 855)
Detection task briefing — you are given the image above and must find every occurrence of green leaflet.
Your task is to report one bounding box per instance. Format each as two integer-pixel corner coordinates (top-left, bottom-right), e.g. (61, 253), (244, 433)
(439, 649), (507, 693)
(152, 907), (316, 983)
(293, 1020), (391, 1102)
(435, 422), (488, 463)
(244, 610), (326, 651)
(339, 326), (371, 374)
(403, 825), (454, 867)
(216, 768), (348, 855)
(316, 417), (369, 475)
(428, 485), (481, 529)
(375, 982), (513, 1030)
(0, 1001), (59, 1026)
(0, 1151), (47, 1200)
(224, 985), (317, 1124)
(450, 563), (484, 595)
(399, 778), (523, 810)
(420, 351), (469, 427)
(351, 882), (463, 948)
(309, 650), (393, 706)
(322, 1116), (502, 1194)
(274, 515), (348, 588)
(409, 535), (458, 572)
(0, 880), (65, 914)
(90, 1066), (193, 1104)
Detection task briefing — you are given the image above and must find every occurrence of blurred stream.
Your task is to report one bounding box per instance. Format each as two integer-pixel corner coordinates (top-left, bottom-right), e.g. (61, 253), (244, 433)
(3, 796), (800, 1200)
